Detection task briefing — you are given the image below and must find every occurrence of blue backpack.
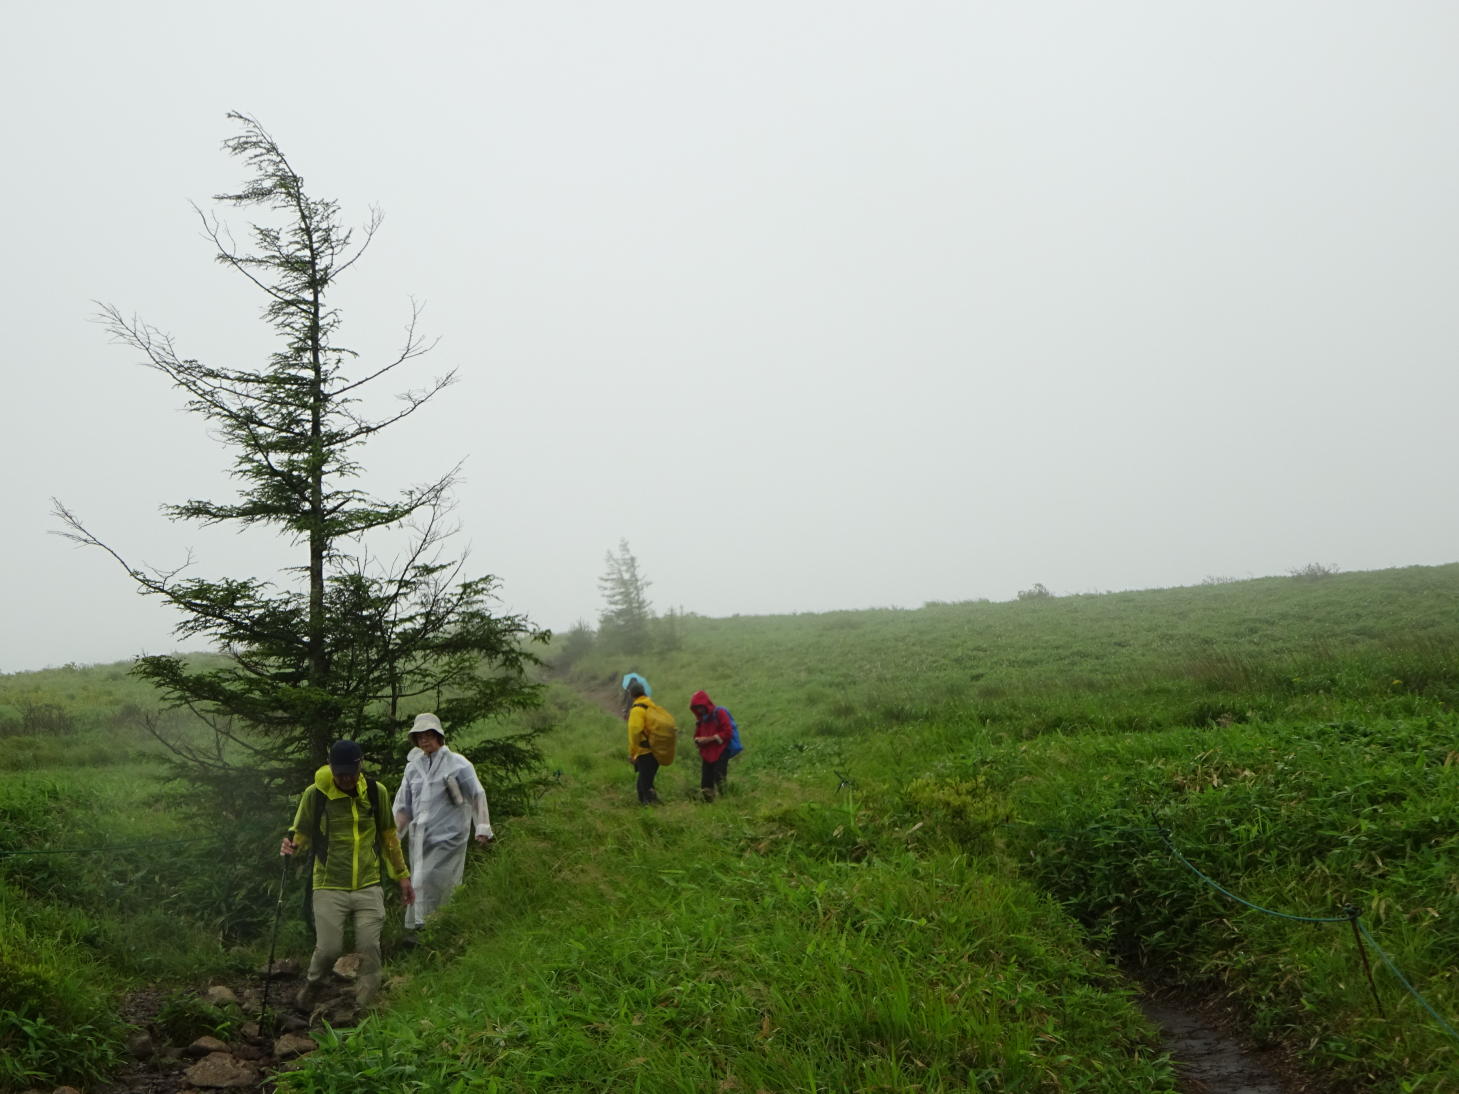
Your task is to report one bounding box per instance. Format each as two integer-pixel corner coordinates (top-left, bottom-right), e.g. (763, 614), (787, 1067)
(718, 706), (744, 759)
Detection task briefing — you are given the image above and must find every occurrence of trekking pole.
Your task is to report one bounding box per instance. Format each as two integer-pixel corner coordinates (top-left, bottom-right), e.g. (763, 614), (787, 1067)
(259, 846), (291, 1026)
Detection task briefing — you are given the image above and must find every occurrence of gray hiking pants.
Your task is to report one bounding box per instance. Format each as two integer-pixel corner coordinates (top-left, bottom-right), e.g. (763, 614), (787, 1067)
(307, 885), (385, 1004)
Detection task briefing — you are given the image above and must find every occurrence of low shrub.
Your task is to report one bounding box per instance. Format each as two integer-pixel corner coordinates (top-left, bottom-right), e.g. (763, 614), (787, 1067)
(0, 914), (122, 1089)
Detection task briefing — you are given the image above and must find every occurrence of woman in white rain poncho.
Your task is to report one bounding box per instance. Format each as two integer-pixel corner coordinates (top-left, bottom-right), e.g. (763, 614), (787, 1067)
(392, 713), (494, 931)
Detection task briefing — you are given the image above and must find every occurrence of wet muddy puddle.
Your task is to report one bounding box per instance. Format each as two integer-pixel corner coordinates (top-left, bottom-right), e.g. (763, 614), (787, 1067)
(1140, 993), (1295, 1093)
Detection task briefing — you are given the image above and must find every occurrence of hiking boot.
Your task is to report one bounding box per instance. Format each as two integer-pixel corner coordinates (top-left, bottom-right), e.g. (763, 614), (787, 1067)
(293, 979), (327, 1011)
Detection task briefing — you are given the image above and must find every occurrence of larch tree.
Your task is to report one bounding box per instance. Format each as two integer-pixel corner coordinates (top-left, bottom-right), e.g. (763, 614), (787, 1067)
(597, 539), (654, 653)
(55, 115), (549, 862)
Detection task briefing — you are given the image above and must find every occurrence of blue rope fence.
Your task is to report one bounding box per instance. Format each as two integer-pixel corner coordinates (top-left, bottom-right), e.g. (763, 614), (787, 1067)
(0, 835), (215, 857)
(1148, 821), (1459, 1049)
(1154, 826), (1350, 925)
(1356, 919), (1459, 1046)
(876, 794), (1459, 1048)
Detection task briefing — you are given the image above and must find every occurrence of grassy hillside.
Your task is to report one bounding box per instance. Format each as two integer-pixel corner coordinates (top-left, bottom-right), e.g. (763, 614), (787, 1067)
(0, 652), (331, 1088)
(7, 564), (1459, 1090)
(283, 564), (1459, 1092)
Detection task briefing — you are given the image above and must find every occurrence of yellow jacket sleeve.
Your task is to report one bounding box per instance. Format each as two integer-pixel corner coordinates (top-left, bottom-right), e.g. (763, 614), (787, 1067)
(375, 781), (410, 880)
(627, 702), (649, 761)
(288, 789), (313, 855)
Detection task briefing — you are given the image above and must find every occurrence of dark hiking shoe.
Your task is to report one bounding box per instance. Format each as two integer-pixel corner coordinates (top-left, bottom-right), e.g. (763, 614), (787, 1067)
(293, 980), (327, 1011)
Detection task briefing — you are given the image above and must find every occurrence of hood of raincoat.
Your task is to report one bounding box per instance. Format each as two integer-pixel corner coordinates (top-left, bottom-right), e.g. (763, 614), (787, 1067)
(313, 763), (366, 795)
(690, 690), (714, 718)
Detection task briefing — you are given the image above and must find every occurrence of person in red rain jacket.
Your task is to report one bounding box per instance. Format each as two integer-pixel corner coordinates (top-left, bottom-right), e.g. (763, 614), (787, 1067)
(690, 689), (733, 802)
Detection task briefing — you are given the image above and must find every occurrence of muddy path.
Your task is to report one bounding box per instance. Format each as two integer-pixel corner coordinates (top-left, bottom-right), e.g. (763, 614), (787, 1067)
(1140, 988), (1315, 1094)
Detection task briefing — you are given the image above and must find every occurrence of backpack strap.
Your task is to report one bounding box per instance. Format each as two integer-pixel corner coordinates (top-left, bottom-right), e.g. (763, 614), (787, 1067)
(633, 696), (653, 747)
(307, 786), (329, 867)
(368, 777), (386, 857)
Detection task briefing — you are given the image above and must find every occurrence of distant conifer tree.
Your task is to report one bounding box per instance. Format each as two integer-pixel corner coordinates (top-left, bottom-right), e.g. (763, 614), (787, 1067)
(598, 539), (654, 652)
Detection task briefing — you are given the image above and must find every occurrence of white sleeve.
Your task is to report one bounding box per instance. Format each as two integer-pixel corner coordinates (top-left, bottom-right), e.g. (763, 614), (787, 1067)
(392, 766), (414, 819)
(464, 759), (493, 838)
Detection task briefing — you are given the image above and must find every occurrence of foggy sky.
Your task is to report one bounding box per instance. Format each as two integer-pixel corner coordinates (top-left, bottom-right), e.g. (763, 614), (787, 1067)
(5, 2), (1458, 672)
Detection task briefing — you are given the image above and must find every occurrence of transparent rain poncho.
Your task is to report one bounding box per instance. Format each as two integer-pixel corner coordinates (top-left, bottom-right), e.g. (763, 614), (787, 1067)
(392, 745), (492, 930)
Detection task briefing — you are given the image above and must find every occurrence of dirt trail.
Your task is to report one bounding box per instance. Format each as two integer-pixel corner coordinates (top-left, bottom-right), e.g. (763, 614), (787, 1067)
(1140, 991), (1306, 1094)
(95, 959), (364, 1094)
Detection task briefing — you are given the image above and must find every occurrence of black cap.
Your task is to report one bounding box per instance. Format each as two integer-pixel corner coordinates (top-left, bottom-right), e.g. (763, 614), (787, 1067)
(328, 740), (364, 774)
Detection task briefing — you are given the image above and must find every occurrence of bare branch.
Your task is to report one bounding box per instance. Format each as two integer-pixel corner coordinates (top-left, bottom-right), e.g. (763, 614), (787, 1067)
(193, 204), (306, 315)
(333, 299), (439, 396)
(330, 204), (384, 278)
(335, 371), (458, 443)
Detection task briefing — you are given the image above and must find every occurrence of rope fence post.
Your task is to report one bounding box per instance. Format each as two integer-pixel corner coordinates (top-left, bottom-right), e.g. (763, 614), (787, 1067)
(1345, 903), (1385, 1019)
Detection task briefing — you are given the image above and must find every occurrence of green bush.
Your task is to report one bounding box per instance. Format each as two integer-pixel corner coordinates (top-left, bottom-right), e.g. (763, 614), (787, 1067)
(0, 913), (122, 1089)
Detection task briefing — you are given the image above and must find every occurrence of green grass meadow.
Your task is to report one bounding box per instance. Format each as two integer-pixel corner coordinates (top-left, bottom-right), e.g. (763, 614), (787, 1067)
(6, 564), (1459, 1089)
(0, 661), (303, 1089)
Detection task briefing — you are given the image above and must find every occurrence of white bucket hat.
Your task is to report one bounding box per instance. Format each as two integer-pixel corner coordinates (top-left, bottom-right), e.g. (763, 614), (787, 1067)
(408, 712), (446, 739)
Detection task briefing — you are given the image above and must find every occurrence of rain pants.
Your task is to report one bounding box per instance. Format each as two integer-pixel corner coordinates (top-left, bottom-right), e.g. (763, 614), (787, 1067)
(392, 746), (492, 929)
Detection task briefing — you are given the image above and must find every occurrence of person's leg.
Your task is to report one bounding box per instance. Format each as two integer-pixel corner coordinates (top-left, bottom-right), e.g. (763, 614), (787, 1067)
(635, 754), (660, 803)
(714, 754), (730, 796)
(299, 889), (349, 1005)
(351, 886), (387, 1005)
(645, 754), (660, 802)
(699, 756), (717, 801)
(415, 838), (467, 925)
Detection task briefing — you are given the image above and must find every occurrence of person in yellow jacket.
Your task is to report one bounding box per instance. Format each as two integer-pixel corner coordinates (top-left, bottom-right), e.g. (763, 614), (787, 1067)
(279, 739), (414, 1009)
(627, 680), (674, 804)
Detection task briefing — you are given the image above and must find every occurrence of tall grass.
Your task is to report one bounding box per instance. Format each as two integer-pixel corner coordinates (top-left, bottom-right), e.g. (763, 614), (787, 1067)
(281, 707), (1173, 1093)
(11, 564), (1459, 1090)
(0, 666), (285, 1090)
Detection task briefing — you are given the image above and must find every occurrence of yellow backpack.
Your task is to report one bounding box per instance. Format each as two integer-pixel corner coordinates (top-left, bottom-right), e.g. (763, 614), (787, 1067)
(636, 698), (677, 766)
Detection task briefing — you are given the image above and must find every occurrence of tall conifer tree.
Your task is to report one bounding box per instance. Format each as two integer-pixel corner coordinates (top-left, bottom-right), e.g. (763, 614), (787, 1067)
(57, 114), (547, 809)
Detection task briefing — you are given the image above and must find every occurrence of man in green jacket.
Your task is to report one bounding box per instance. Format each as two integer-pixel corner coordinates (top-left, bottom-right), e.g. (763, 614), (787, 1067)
(280, 739), (414, 1008)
